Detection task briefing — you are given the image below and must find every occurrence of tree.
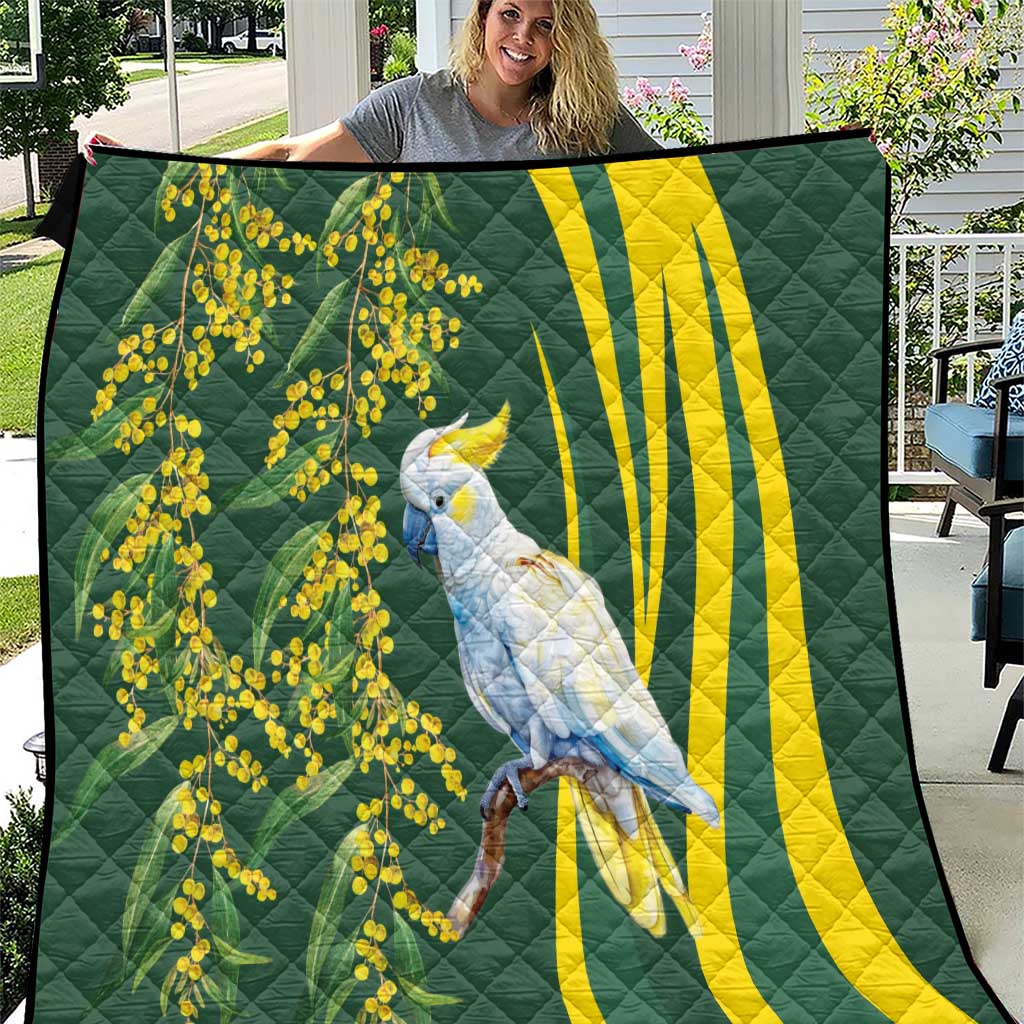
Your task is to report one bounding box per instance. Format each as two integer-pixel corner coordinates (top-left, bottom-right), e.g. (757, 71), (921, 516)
(369, 0), (415, 35)
(0, 0), (128, 216)
(805, 0), (1023, 227)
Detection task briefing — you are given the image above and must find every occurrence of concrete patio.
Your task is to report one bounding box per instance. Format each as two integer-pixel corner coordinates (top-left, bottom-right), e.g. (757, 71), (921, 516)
(1, 488), (1021, 1019)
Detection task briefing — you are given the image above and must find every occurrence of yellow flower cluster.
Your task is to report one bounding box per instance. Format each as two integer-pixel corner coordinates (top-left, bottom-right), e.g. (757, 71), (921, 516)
(340, 493), (387, 572)
(238, 201), (315, 256)
(160, 162), (229, 224)
(401, 246), (450, 292)
(267, 637), (339, 786)
(265, 369), (345, 488)
(96, 441), (210, 581)
(94, 324), (177, 433)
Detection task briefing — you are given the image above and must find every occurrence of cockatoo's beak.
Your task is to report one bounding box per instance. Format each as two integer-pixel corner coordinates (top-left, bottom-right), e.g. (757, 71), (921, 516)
(403, 503), (438, 566)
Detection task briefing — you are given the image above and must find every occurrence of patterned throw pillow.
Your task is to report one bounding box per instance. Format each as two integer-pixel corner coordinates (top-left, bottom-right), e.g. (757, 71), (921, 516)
(976, 310), (1024, 416)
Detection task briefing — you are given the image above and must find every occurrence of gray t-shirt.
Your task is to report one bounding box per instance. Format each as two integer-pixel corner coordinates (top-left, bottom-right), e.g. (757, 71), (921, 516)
(341, 68), (660, 163)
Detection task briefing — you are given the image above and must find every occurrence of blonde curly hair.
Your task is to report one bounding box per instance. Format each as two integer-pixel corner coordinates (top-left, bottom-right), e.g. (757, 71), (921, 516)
(449, 0), (621, 156)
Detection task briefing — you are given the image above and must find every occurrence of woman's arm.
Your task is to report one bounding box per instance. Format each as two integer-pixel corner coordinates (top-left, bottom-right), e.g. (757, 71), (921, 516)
(222, 120), (372, 162)
(81, 121), (371, 164)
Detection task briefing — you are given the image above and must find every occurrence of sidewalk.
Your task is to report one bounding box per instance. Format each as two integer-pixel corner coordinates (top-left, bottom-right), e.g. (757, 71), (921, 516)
(0, 437), (39, 577)
(0, 643), (44, 827)
(0, 236), (60, 274)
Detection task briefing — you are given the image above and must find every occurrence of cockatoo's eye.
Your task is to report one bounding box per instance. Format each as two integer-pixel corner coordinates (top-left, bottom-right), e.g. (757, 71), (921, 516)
(432, 492), (446, 510)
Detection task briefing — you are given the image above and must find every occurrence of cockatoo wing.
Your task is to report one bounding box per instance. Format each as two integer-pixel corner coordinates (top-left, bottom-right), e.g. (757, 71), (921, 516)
(499, 551), (719, 827)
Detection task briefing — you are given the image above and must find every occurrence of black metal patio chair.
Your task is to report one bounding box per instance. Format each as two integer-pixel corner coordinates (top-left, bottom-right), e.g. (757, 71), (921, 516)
(925, 334), (1023, 537)
(973, 495), (1023, 771)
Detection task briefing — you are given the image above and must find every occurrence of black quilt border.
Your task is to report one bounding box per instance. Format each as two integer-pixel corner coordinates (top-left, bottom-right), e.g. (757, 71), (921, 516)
(22, 129), (1017, 1024)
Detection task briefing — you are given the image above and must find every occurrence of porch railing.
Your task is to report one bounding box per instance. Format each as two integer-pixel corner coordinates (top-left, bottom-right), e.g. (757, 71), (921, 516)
(889, 232), (1024, 485)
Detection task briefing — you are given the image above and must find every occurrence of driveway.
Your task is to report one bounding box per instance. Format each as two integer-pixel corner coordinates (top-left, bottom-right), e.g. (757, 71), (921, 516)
(0, 60), (287, 212)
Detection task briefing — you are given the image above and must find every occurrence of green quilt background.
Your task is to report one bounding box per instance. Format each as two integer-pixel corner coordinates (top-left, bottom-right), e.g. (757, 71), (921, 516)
(30, 137), (1008, 1024)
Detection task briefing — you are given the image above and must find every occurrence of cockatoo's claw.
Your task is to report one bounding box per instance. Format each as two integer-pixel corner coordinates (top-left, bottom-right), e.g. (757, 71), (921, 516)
(480, 757), (532, 818)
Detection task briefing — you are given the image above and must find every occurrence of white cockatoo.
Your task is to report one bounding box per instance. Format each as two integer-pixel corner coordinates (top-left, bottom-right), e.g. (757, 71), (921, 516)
(401, 401), (720, 936)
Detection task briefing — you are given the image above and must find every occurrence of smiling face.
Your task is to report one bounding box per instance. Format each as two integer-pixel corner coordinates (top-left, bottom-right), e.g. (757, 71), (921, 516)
(482, 0), (555, 88)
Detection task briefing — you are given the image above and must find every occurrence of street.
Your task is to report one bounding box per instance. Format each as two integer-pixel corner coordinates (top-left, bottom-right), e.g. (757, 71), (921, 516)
(0, 59), (288, 211)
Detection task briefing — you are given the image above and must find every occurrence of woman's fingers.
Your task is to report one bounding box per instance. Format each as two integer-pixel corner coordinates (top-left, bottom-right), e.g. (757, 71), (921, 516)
(81, 132), (125, 166)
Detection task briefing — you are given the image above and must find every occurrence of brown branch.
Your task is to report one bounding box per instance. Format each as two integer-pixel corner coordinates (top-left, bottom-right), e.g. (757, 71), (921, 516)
(448, 757), (598, 939)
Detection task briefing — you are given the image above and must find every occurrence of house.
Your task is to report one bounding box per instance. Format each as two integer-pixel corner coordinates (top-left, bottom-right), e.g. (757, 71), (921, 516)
(415, 0), (1023, 228)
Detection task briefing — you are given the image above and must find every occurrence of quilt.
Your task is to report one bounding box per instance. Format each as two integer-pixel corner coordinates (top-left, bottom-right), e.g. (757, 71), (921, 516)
(26, 133), (1014, 1024)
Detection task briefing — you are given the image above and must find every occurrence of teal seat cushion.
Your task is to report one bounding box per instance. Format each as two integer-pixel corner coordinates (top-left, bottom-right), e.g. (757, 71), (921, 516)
(972, 524), (1024, 641)
(924, 402), (1024, 481)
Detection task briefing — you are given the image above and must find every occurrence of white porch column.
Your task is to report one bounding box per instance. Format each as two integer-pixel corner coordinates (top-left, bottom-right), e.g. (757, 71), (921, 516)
(712, 0), (804, 144)
(415, 0), (452, 73)
(284, 0), (370, 135)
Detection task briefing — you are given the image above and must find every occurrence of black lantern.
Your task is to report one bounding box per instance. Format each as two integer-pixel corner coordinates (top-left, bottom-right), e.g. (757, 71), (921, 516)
(23, 731), (45, 783)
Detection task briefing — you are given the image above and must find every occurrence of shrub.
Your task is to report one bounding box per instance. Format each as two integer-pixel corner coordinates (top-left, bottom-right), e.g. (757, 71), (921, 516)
(384, 30), (417, 82)
(0, 789), (45, 1017)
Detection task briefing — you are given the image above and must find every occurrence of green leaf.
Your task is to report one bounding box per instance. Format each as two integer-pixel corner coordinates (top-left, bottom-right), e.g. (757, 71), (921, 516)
(317, 648), (355, 689)
(200, 971), (228, 1004)
(212, 936), (272, 967)
(252, 518), (331, 672)
(227, 170), (268, 271)
(210, 869), (241, 1023)
(221, 428), (340, 511)
(286, 278), (352, 375)
(323, 931), (360, 1024)
(392, 911), (430, 1024)
(324, 977), (358, 1024)
(53, 715), (178, 847)
(160, 963), (177, 1016)
(73, 472), (152, 639)
(327, 582), (353, 658)
(123, 783), (185, 962)
(250, 758), (355, 866)
(317, 176), (373, 256)
(398, 977), (462, 1008)
(423, 172), (455, 233)
(154, 160), (197, 231)
(306, 825), (363, 1009)
(415, 344), (450, 397)
(301, 578), (341, 647)
(149, 535), (181, 711)
(127, 606), (176, 642)
(121, 229), (196, 328)
(46, 384), (164, 462)
(132, 936), (172, 993)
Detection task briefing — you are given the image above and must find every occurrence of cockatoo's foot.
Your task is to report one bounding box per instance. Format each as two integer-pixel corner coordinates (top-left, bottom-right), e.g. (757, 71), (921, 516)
(480, 757), (533, 819)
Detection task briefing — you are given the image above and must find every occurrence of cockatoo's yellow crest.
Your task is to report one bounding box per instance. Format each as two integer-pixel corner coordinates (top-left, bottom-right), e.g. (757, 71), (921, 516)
(429, 401), (510, 469)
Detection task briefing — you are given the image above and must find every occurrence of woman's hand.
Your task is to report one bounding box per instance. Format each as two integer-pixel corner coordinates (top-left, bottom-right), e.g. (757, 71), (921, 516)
(80, 132), (124, 166)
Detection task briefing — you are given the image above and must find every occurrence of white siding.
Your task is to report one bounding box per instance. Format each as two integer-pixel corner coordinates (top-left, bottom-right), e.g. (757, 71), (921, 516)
(443, 0), (1022, 227)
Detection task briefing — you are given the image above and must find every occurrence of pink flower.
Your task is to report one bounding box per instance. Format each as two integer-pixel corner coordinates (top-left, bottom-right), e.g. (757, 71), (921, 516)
(679, 11), (713, 71)
(623, 86), (641, 109)
(370, 23), (389, 39)
(636, 76), (660, 101)
(667, 77), (690, 104)
(876, 139), (892, 157)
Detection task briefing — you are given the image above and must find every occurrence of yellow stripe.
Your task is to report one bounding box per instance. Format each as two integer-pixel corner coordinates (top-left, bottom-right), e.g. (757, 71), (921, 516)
(684, 162), (978, 1024)
(530, 167), (652, 678)
(535, 329), (605, 1024)
(607, 159), (783, 1024)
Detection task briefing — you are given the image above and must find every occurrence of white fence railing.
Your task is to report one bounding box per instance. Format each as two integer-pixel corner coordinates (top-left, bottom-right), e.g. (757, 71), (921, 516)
(889, 232), (1024, 485)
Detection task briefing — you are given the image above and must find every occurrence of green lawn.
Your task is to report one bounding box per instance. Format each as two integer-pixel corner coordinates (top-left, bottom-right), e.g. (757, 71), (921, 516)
(118, 52), (276, 65)
(0, 112), (288, 437)
(0, 576), (40, 666)
(126, 68), (169, 84)
(185, 110), (288, 155)
(0, 204), (51, 251)
(0, 252), (61, 436)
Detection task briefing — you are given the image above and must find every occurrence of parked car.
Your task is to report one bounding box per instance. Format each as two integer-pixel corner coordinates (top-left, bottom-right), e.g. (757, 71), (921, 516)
(220, 28), (284, 56)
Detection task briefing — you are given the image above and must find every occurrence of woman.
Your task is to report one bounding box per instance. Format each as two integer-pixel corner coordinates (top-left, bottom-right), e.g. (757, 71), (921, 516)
(84, 0), (658, 165)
